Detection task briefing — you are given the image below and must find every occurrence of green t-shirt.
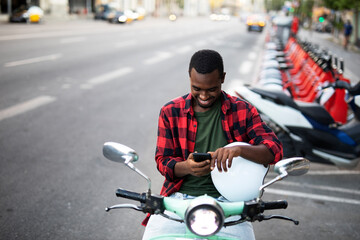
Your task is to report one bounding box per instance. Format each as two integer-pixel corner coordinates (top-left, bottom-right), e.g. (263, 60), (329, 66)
(179, 99), (228, 197)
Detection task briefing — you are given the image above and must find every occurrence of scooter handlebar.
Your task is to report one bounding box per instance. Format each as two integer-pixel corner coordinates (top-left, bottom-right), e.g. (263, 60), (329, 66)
(116, 188), (146, 203)
(263, 200), (288, 210)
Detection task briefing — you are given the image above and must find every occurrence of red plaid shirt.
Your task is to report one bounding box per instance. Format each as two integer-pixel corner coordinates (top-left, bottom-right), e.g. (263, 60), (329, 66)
(155, 91), (283, 197)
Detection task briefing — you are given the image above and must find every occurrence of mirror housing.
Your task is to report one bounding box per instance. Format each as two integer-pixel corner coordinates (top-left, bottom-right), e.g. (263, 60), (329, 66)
(274, 157), (310, 176)
(258, 157), (310, 199)
(103, 142), (138, 164)
(103, 142), (151, 194)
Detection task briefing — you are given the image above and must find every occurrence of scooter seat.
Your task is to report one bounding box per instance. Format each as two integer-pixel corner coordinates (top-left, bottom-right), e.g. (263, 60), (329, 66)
(296, 102), (335, 125)
(251, 88), (298, 109)
(251, 88), (336, 126)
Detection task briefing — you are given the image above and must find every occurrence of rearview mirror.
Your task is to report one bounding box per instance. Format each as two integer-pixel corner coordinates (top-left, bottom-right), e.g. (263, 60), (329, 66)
(103, 142), (151, 192)
(274, 157), (310, 176)
(258, 157), (310, 199)
(103, 142), (139, 164)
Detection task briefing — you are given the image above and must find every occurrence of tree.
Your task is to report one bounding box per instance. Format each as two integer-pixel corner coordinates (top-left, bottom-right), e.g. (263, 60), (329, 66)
(297, 0), (314, 21)
(323, 0), (360, 11)
(323, 0), (359, 44)
(264, 0), (285, 12)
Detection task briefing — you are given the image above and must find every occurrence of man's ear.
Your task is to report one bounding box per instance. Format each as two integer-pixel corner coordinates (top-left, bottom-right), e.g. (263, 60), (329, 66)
(221, 72), (226, 83)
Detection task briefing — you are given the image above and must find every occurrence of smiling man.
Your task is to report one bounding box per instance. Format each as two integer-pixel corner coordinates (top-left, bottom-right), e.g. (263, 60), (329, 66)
(142, 49), (283, 239)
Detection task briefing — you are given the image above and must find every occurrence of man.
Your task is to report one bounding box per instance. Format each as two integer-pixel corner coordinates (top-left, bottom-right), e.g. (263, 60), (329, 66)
(142, 49), (283, 239)
(344, 20), (353, 50)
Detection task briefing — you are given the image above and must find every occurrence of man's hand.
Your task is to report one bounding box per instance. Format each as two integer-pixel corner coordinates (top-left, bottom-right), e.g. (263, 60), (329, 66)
(174, 153), (211, 178)
(210, 144), (275, 172)
(210, 146), (240, 172)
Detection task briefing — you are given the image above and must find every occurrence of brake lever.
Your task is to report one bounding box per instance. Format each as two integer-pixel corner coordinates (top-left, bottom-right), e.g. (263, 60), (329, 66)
(257, 214), (299, 225)
(105, 203), (143, 212)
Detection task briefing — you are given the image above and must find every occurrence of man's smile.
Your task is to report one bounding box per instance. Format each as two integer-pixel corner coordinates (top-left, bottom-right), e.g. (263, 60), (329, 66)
(196, 96), (215, 108)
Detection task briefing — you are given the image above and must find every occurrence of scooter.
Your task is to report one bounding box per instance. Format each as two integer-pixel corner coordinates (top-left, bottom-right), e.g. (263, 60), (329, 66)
(235, 80), (360, 169)
(103, 142), (310, 240)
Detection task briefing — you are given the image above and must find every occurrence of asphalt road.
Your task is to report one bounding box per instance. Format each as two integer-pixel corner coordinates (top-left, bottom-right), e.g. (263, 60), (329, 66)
(0, 17), (359, 240)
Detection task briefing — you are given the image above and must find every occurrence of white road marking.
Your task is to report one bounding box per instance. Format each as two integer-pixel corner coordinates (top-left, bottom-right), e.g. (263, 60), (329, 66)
(248, 52), (257, 60)
(0, 31), (74, 41)
(0, 96), (56, 121)
(266, 188), (360, 205)
(81, 67), (134, 89)
(0, 28), (118, 41)
(307, 170), (360, 175)
(4, 54), (62, 67)
(273, 180), (360, 195)
(176, 45), (193, 54)
(144, 51), (173, 65)
(60, 37), (86, 44)
(239, 60), (253, 75)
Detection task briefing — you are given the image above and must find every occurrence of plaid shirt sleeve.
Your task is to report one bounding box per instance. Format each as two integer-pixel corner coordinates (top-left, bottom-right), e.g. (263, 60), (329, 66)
(223, 94), (283, 163)
(155, 95), (194, 196)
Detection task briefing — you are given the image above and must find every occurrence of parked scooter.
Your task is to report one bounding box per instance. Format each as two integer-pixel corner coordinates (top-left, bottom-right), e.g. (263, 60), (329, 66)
(236, 80), (360, 169)
(259, 36), (351, 124)
(103, 142), (310, 239)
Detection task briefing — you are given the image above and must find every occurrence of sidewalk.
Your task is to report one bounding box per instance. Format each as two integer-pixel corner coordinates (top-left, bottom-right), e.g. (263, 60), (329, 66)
(0, 14), (7, 23)
(297, 29), (360, 84)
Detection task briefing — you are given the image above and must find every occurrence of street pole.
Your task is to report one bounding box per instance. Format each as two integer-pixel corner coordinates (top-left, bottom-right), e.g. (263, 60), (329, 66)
(87, 0), (91, 16)
(7, 0), (12, 16)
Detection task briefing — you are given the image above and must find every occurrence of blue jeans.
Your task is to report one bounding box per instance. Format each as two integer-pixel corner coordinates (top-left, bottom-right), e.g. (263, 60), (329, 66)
(142, 192), (255, 240)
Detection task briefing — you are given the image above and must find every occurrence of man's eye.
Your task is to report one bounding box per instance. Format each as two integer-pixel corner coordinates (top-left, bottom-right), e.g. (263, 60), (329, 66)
(208, 88), (217, 92)
(193, 87), (200, 91)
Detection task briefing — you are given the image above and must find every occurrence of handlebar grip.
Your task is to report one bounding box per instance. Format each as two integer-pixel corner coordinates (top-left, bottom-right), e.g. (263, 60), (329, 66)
(116, 188), (146, 203)
(263, 200), (288, 210)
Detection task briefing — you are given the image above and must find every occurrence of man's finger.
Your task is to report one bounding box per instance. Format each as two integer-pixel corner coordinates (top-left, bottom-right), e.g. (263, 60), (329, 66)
(228, 152), (235, 168)
(222, 156), (228, 172)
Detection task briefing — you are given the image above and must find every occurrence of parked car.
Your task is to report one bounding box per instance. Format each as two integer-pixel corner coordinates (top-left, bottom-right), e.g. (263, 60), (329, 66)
(124, 9), (139, 22)
(313, 22), (333, 33)
(108, 11), (129, 24)
(246, 14), (266, 32)
(9, 5), (44, 23)
(94, 4), (116, 20)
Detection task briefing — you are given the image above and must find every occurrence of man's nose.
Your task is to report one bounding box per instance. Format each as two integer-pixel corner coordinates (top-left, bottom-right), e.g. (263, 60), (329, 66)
(199, 91), (209, 99)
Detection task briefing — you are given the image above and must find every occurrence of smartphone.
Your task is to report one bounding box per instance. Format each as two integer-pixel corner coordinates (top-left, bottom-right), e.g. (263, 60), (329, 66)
(193, 153), (212, 162)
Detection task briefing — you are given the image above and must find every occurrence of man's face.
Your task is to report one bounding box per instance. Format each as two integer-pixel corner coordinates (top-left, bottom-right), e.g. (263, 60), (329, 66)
(190, 68), (225, 112)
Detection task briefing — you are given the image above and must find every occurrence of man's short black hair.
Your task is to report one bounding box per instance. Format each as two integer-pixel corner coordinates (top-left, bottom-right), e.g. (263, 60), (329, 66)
(188, 49), (224, 77)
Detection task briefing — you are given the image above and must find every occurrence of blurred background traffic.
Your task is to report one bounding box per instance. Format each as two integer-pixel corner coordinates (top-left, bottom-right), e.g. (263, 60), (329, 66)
(0, 0), (359, 49)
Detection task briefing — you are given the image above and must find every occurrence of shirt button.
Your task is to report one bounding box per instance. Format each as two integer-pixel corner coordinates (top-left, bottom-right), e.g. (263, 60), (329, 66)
(194, 124), (196, 127)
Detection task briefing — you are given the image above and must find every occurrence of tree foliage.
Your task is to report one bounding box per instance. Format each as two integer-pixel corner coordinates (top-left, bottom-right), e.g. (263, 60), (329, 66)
(264, 0), (285, 11)
(322, 0), (360, 10)
(298, 0), (314, 18)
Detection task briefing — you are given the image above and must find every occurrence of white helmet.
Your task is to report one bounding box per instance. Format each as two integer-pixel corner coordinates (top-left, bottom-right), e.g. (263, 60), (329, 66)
(211, 142), (269, 201)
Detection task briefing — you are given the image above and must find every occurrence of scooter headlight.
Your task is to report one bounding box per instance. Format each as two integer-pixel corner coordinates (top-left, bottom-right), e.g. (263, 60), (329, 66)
(185, 197), (224, 237)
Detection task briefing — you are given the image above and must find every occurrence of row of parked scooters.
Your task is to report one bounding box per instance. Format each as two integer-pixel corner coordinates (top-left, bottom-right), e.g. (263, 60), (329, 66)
(236, 30), (360, 169)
